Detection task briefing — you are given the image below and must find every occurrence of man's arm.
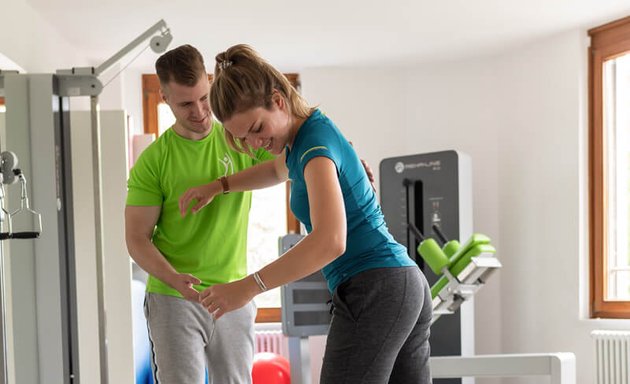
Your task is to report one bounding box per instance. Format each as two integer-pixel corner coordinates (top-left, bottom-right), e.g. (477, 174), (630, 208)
(125, 205), (201, 301)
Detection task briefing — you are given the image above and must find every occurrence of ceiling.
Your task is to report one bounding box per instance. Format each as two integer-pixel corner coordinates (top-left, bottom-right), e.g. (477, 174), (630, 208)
(25, 0), (630, 72)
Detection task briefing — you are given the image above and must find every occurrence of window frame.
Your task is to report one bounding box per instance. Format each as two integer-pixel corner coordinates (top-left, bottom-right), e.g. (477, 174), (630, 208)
(589, 16), (630, 318)
(142, 73), (302, 322)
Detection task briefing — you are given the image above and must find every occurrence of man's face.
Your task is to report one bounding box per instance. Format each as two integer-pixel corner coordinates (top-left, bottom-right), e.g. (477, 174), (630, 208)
(161, 75), (212, 140)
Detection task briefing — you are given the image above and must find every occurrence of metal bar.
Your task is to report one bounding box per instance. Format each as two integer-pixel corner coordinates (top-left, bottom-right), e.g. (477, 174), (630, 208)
(91, 95), (109, 384)
(0, 231), (7, 384)
(95, 20), (167, 76)
(430, 353), (576, 384)
(287, 337), (311, 384)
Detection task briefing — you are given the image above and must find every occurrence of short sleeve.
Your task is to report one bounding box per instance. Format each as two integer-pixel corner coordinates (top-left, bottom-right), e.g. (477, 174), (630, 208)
(296, 125), (341, 174)
(126, 149), (163, 206)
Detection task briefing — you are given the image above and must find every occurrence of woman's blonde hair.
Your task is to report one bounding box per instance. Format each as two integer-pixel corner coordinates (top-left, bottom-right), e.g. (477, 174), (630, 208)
(210, 44), (313, 154)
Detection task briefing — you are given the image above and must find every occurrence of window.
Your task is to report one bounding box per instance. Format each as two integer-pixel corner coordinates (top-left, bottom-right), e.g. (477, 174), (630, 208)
(589, 16), (630, 318)
(142, 74), (301, 322)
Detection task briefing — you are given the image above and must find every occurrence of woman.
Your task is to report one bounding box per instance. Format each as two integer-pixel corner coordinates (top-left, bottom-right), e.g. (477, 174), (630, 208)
(179, 44), (432, 383)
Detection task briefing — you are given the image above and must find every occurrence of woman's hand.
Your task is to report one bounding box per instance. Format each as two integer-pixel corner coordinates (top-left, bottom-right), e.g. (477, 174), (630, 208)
(200, 276), (260, 319)
(179, 181), (220, 216)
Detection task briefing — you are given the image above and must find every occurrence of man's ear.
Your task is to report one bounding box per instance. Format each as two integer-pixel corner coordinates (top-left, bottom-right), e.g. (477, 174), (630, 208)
(159, 87), (168, 103)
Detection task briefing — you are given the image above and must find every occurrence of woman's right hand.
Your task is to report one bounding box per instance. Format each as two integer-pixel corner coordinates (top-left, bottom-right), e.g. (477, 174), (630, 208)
(179, 181), (220, 217)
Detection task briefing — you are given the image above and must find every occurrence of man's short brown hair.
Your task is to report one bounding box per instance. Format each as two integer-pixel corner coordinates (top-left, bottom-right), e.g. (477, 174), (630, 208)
(155, 44), (206, 87)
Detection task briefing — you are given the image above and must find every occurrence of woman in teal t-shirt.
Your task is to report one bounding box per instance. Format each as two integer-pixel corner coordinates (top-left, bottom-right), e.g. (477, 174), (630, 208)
(179, 44), (432, 384)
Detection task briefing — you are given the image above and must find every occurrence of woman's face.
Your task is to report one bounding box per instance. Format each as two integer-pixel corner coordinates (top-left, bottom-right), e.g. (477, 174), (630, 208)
(223, 93), (294, 155)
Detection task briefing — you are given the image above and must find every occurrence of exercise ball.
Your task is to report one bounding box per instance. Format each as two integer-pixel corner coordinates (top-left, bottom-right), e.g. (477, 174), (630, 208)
(252, 352), (290, 384)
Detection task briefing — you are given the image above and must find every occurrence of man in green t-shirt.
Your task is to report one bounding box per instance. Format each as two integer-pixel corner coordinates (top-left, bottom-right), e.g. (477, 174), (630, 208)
(125, 44), (273, 384)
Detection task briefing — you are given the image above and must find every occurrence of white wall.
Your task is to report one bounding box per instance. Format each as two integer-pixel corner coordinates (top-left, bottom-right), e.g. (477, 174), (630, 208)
(491, 28), (629, 384)
(0, 0), (87, 73)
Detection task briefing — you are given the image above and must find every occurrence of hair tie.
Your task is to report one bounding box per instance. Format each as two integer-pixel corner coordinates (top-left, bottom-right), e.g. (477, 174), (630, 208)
(218, 60), (233, 70)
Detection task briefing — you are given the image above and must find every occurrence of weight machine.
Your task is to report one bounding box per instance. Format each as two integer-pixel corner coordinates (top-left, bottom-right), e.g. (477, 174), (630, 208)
(0, 20), (172, 383)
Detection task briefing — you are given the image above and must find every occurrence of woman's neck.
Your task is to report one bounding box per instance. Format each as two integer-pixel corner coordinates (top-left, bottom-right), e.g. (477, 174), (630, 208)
(287, 114), (309, 150)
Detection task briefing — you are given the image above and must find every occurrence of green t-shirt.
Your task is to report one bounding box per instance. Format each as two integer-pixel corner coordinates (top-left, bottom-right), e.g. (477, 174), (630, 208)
(126, 120), (273, 297)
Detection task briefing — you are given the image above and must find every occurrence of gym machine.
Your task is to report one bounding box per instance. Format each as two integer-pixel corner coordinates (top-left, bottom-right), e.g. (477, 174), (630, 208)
(0, 20), (172, 383)
(280, 150), (501, 384)
(0, 151), (42, 384)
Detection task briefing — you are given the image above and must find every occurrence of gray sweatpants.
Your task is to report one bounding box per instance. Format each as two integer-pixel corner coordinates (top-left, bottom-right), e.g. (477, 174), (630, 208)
(320, 266), (433, 384)
(144, 292), (256, 384)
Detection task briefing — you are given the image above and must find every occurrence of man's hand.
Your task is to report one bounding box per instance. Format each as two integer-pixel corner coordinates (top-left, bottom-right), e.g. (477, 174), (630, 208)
(170, 273), (202, 302)
(360, 158), (376, 191)
(349, 141), (376, 192)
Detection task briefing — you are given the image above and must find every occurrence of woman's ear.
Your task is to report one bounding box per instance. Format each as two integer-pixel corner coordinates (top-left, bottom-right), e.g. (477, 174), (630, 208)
(272, 90), (285, 110)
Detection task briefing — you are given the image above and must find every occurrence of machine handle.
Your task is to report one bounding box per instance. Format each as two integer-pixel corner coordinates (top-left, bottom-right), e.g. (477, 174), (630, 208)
(432, 224), (448, 244)
(11, 232), (40, 239)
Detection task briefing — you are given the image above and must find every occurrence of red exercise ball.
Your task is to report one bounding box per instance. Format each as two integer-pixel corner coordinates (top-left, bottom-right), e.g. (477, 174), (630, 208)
(252, 352), (291, 384)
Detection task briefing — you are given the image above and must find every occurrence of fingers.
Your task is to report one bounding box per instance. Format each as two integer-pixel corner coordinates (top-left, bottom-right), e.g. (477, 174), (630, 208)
(186, 291), (201, 303)
(179, 191), (192, 217)
(200, 288), (226, 318)
(361, 159), (374, 181)
(180, 189), (210, 216)
(213, 309), (225, 320)
(201, 295), (223, 318)
(185, 274), (202, 285)
(191, 200), (206, 214)
(181, 286), (200, 302)
(201, 292), (214, 308)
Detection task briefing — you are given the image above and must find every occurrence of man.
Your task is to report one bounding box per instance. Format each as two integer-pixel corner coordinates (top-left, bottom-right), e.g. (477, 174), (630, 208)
(125, 44), (272, 384)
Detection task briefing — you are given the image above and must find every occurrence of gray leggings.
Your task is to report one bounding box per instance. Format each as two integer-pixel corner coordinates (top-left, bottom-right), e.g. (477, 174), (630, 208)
(144, 292), (256, 384)
(320, 266), (432, 384)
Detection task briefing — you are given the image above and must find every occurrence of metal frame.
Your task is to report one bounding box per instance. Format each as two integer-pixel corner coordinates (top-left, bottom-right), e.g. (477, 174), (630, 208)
(0, 19), (172, 384)
(431, 353), (576, 384)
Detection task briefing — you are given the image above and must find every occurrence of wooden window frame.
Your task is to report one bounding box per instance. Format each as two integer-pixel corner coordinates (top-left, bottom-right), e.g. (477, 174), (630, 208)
(589, 16), (630, 318)
(142, 73), (302, 322)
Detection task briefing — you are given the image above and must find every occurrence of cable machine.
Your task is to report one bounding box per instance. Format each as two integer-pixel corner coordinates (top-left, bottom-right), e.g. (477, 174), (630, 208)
(0, 20), (172, 383)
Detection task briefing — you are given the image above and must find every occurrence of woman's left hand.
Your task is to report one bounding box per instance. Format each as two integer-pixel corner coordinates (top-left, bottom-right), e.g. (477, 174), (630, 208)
(200, 278), (258, 319)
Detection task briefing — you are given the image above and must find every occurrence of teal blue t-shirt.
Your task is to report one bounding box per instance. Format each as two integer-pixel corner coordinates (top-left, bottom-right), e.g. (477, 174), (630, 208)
(285, 109), (415, 292)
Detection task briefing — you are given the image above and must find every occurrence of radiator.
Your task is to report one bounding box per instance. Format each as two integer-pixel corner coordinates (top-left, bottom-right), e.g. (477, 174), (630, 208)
(592, 330), (630, 384)
(255, 330), (289, 358)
